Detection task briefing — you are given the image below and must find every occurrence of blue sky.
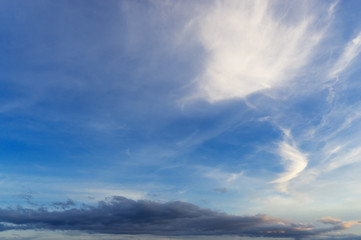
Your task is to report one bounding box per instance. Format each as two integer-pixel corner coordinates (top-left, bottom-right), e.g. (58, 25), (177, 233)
(1, 0), (361, 239)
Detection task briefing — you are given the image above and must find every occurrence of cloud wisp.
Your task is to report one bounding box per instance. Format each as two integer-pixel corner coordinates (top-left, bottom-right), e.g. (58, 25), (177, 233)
(272, 130), (308, 193)
(328, 30), (361, 79)
(0, 196), (358, 239)
(192, 0), (326, 103)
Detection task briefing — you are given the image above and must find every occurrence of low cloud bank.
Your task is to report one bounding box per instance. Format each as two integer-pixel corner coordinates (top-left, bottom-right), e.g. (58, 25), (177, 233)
(0, 196), (358, 239)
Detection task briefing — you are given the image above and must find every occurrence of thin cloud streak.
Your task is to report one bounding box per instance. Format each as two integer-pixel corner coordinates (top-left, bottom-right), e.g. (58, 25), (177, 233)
(325, 145), (361, 172)
(272, 131), (308, 193)
(328, 31), (361, 79)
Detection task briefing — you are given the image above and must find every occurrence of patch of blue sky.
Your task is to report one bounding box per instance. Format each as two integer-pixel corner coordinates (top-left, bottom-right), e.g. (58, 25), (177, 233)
(2, 0), (361, 239)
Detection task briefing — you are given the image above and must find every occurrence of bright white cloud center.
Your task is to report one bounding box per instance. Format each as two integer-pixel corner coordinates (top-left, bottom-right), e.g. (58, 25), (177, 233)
(272, 130), (309, 193)
(195, 0), (323, 102)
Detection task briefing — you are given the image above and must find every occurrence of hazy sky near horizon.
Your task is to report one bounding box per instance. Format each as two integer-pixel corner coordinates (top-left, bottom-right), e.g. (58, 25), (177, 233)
(1, 0), (361, 239)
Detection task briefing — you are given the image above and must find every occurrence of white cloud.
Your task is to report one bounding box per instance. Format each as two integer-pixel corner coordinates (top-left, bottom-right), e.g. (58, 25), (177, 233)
(76, 188), (145, 201)
(325, 146), (361, 172)
(193, 0), (325, 102)
(272, 131), (308, 193)
(303, 103), (361, 172)
(328, 30), (361, 79)
(202, 167), (244, 184)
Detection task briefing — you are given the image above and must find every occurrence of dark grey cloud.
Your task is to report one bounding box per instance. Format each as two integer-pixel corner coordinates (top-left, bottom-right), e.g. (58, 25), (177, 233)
(0, 196), (357, 240)
(51, 199), (76, 210)
(19, 190), (39, 207)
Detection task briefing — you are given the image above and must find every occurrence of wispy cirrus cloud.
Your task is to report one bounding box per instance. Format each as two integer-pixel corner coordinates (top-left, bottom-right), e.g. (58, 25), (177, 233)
(191, 0), (327, 103)
(328, 30), (361, 79)
(272, 130), (308, 193)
